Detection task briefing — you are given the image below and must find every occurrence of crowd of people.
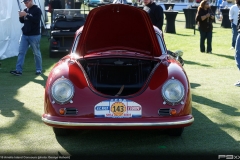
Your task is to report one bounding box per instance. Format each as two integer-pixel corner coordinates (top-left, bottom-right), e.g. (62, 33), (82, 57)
(9, 0), (240, 87)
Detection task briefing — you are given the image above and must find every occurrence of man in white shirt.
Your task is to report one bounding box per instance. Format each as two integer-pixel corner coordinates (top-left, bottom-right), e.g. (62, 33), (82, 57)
(229, 0), (240, 49)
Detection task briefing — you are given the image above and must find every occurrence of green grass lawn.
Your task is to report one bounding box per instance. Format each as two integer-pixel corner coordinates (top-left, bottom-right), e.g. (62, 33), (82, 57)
(0, 11), (239, 159)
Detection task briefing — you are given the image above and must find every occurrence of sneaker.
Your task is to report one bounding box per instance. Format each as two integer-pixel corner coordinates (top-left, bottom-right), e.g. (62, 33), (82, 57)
(234, 81), (240, 87)
(207, 51), (212, 54)
(36, 71), (42, 75)
(10, 70), (22, 76)
(230, 47), (234, 50)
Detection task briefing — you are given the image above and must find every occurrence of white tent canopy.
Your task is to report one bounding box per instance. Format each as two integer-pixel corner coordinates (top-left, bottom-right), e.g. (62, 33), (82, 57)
(0, 0), (45, 60)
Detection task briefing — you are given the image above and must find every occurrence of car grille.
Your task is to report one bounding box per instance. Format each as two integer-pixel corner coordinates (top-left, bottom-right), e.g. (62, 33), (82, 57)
(65, 108), (78, 115)
(158, 109), (171, 116)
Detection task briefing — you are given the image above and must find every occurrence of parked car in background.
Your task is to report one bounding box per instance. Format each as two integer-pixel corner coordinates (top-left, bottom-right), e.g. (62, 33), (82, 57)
(83, 0), (132, 6)
(49, 9), (86, 58)
(42, 4), (194, 137)
(84, 0), (102, 7)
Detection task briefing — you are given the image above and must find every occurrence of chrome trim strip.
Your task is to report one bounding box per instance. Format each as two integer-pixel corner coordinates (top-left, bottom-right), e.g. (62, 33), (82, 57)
(42, 117), (194, 127)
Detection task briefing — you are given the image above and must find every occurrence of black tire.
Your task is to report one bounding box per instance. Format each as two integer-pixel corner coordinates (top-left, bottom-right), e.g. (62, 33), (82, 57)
(49, 49), (54, 58)
(167, 128), (184, 136)
(49, 39), (54, 58)
(53, 127), (70, 136)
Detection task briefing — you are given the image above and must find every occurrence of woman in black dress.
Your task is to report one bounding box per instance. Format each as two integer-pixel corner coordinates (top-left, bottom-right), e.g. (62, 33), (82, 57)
(195, 0), (215, 53)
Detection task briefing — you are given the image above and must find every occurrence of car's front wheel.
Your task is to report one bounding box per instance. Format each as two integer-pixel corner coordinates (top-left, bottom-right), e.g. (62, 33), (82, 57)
(167, 128), (184, 136)
(53, 127), (70, 136)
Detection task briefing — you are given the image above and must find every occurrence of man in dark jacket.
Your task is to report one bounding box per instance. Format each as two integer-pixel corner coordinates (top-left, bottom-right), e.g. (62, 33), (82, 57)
(10, 0), (42, 76)
(143, 0), (164, 31)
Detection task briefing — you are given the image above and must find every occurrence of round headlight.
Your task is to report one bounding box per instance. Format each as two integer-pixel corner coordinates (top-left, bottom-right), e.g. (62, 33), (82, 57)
(51, 78), (74, 104)
(161, 79), (185, 105)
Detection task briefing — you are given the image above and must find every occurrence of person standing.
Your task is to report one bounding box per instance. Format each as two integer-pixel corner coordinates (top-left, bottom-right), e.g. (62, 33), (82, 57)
(65, 0), (71, 9)
(45, 0), (50, 6)
(216, 0), (222, 9)
(215, 0), (222, 16)
(234, 0), (240, 86)
(229, 0), (240, 50)
(49, 0), (62, 21)
(10, 0), (42, 76)
(49, 0), (62, 11)
(195, 0), (215, 53)
(143, 0), (164, 31)
(49, 0), (62, 13)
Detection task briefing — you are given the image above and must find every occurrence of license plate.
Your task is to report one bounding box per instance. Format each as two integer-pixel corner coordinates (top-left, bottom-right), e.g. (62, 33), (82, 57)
(94, 99), (142, 118)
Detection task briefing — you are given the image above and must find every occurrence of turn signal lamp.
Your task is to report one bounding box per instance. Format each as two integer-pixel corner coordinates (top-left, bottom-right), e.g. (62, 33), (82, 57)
(170, 109), (177, 115)
(59, 108), (66, 115)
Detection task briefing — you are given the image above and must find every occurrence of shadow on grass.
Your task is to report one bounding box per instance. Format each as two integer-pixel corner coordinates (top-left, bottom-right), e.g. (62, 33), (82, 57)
(54, 95), (240, 159)
(175, 33), (194, 36)
(184, 60), (212, 67)
(213, 53), (235, 60)
(0, 77), (43, 134)
(193, 94), (240, 117)
(54, 107), (240, 159)
(190, 82), (201, 89)
(0, 36), (57, 133)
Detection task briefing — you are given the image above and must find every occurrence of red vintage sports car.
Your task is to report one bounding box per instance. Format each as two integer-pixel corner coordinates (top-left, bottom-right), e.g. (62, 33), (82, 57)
(42, 4), (194, 136)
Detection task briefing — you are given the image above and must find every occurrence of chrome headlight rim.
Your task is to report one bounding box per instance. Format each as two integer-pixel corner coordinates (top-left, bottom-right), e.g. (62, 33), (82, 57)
(51, 77), (74, 105)
(161, 78), (185, 106)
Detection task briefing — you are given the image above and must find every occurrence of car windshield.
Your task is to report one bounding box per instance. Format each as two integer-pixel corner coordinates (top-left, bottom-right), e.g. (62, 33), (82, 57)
(72, 33), (81, 53)
(156, 33), (167, 55)
(52, 9), (88, 23)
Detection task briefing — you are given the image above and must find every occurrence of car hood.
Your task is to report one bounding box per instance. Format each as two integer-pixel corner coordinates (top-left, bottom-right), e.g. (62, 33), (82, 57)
(76, 4), (162, 57)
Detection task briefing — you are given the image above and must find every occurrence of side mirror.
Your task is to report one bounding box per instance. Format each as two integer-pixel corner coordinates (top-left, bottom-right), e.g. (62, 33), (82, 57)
(174, 50), (183, 57)
(167, 50), (184, 66)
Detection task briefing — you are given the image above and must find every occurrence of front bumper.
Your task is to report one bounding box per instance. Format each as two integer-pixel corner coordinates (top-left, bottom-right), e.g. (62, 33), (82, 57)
(42, 114), (194, 129)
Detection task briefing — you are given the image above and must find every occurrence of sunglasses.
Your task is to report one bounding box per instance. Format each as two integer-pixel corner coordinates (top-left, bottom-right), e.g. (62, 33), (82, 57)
(205, 3), (209, 5)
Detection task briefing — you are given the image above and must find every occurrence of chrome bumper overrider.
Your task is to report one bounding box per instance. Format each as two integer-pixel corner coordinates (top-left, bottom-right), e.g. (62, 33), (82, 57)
(42, 117), (194, 127)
